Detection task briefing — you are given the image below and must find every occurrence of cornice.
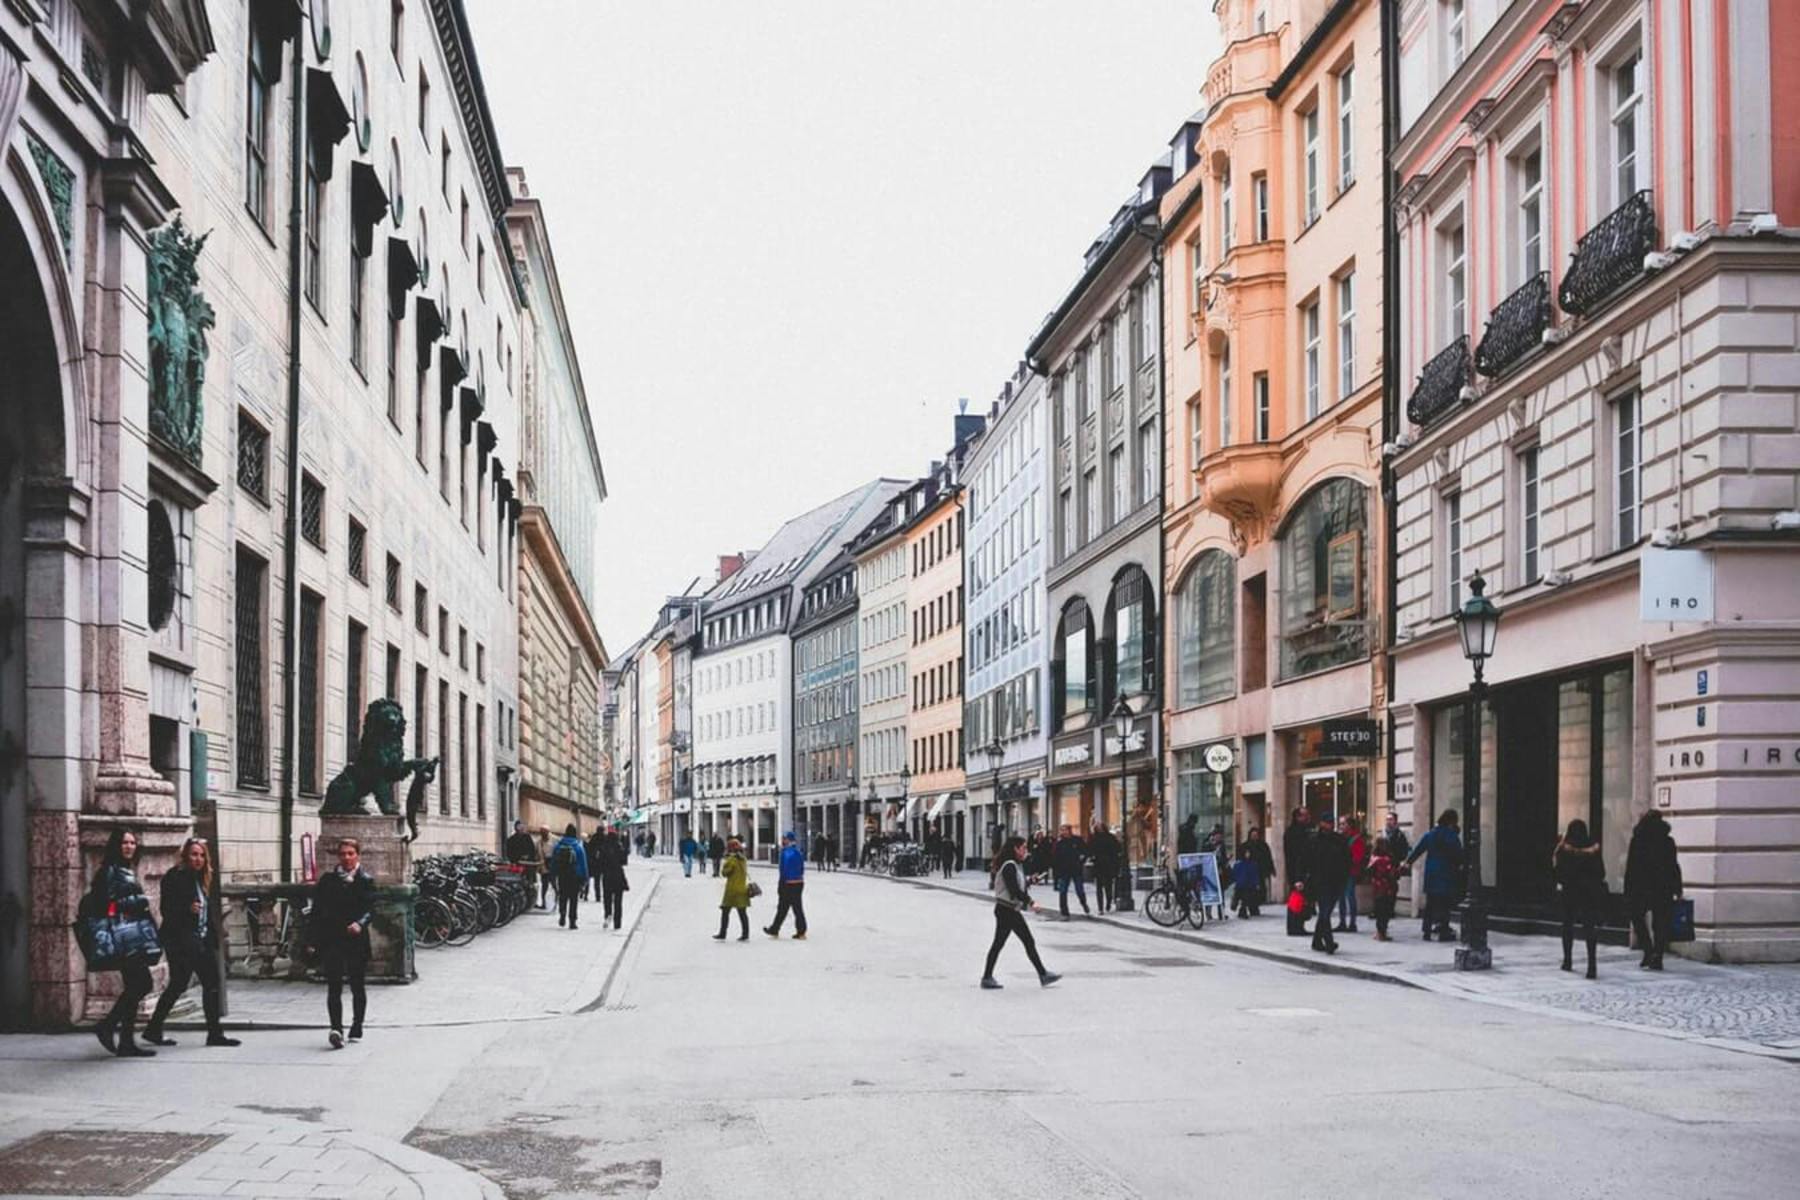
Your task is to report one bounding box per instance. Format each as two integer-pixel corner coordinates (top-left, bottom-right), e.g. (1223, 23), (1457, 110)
(426, 0), (510, 228)
(520, 506), (604, 666)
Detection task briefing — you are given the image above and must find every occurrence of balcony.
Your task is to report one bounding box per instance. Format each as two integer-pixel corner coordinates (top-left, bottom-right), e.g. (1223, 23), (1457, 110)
(1406, 336), (1472, 430)
(1198, 442), (1283, 539)
(1475, 271), (1552, 378)
(1558, 190), (1658, 318)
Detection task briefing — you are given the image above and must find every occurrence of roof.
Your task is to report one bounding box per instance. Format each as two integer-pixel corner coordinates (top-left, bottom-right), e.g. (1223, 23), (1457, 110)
(705, 479), (907, 613)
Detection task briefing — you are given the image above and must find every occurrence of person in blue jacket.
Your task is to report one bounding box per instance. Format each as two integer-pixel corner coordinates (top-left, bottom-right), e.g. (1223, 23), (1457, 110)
(552, 823), (590, 930)
(1404, 809), (1463, 941)
(764, 831), (808, 939)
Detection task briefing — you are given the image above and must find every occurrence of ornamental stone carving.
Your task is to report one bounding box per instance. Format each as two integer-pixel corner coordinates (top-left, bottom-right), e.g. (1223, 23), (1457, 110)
(147, 218), (215, 468)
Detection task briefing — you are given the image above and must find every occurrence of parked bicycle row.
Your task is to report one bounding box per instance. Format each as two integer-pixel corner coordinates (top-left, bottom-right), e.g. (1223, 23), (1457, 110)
(413, 852), (534, 949)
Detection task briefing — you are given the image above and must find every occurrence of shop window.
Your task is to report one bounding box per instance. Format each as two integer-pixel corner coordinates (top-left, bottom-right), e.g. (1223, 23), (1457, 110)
(1176, 747), (1232, 852)
(1240, 572), (1268, 691)
(1277, 478), (1368, 679)
(1176, 551), (1234, 707)
(1106, 568), (1155, 701)
(1055, 598), (1092, 726)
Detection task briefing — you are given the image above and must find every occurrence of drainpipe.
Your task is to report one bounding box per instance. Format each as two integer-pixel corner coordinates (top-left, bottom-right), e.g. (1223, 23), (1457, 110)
(276, 38), (307, 882)
(1380, 0), (1401, 827)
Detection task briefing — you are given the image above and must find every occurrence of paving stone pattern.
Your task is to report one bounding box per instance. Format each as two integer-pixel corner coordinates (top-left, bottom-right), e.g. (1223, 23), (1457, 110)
(1511, 978), (1800, 1046)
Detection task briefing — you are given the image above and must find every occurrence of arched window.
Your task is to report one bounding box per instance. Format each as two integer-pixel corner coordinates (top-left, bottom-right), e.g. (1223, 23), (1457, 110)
(1278, 478), (1369, 679)
(1053, 598), (1092, 727)
(1177, 550), (1234, 706)
(1105, 566), (1157, 703)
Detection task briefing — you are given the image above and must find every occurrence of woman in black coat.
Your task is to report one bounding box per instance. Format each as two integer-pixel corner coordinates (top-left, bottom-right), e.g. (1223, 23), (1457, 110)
(143, 837), (241, 1047)
(1552, 819), (1606, 979)
(88, 827), (157, 1057)
(598, 830), (631, 930)
(1245, 827), (1277, 909)
(1624, 810), (1682, 970)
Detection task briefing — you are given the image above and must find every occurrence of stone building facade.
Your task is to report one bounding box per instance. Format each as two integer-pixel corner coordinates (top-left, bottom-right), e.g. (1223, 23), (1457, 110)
(792, 553), (858, 857)
(508, 169), (606, 837)
(1388, 0), (1800, 959)
(1162, 0), (1387, 891)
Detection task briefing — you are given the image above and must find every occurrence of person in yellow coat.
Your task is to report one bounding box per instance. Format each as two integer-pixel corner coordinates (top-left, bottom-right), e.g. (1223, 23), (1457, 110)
(714, 838), (752, 941)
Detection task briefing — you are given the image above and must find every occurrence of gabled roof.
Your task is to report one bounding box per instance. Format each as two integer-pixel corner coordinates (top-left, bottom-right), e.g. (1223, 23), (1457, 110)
(705, 479), (907, 613)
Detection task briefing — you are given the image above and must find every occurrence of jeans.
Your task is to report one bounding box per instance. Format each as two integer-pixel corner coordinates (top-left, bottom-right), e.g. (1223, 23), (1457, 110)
(558, 884), (581, 927)
(1337, 880), (1359, 927)
(1312, 898), (1339, 949)
(1055, 874), (1088, 916)
(146, 948), (223, 1035)
(321, 943), (367, 1033)
(717, 906), (749, 938)
(540, 871), (555, 907)
(768, 881), (807, 935)
(1094, 869), (1117, 913)
(602, 883), (625, 929)
(682, 853), (693, 878)
(984, 904), (1047, 979)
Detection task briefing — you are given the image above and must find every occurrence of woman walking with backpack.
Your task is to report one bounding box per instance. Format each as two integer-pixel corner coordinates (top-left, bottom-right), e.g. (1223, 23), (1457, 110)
(552, 824), (589, 930)
(87, 827), (159, 1057)
(142, 837), (240, 1048)
(980, 836), (1060, 990)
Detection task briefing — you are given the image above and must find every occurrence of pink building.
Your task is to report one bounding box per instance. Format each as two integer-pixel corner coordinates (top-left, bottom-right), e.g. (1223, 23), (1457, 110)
(1390, 0), (1800, 959)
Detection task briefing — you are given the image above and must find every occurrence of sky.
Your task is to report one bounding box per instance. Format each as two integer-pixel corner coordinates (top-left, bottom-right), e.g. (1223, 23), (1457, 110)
(464, 1), (1220, 655)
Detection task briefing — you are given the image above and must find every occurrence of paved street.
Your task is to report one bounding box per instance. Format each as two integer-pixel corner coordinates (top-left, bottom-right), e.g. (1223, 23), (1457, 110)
(6, 862), (1800, 1199)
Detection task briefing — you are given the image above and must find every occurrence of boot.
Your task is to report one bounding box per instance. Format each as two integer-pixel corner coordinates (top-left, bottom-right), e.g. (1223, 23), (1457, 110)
(1585, 961), (1597, 981)
(206, 1030), (242, 1047)
(94, 1018), (117, 1055)
(141, 1025), (178, 1047)
(1561, 947), (1573, 972)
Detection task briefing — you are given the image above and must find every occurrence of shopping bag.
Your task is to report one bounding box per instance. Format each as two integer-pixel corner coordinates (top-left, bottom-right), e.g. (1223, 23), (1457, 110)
(1669, 898), (1695, 942)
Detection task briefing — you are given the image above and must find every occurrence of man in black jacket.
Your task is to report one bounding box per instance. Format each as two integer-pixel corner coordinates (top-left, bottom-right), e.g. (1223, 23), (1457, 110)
(504, 821), (544, 910)
(708, 832), (726, 877)
(1088, 822), (1122, 913)
(1305, 820), (1351, 955)
(313, 838), (376, 1048)
(1051, 825), (1090, 919)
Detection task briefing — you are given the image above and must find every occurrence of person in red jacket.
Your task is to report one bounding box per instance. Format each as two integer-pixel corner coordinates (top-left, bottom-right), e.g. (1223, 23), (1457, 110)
(1366, 836), (1401, 941)
(1336, 817), (1368, 933)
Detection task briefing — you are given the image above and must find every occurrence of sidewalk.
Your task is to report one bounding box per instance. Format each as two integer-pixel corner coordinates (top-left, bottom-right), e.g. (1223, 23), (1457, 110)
(180, 866), (658, 1031)
(0, 1098), (499, 1199)
(853, 863), (1800, 1060)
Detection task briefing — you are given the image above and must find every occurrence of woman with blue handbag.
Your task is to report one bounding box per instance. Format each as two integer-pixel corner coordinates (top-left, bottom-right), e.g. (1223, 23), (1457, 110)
(87, 827), (161, 1058)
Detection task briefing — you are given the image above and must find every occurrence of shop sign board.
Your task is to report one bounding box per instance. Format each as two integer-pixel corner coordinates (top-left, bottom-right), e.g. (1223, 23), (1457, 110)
(1320, 717), (1380, 758)
(1203, 743), (1236, 773)
(1053, 744), (1091, 767)
(1640, 548), (1714, 621)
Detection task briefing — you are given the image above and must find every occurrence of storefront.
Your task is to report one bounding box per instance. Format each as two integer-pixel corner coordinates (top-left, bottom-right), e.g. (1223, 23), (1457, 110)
(1046, 714), (1160, 857)
(1281, 716), (1379, 831)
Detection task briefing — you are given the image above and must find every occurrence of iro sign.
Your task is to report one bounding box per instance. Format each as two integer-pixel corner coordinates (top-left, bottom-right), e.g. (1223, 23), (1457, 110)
(1639, 548), (1714, 621)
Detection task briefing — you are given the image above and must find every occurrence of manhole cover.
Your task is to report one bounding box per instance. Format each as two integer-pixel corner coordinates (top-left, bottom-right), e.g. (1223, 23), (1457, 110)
(0, 1130), (224, 1196)
(1127, 956), (1207, 968)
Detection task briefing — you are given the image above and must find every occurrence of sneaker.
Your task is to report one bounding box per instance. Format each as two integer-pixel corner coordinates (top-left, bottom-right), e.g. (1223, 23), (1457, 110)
(980, 977), (1003, 990)
(1039, 971), (1061, 988)
(347, 1027), (362, 1043)
(328, 1028), (345, 1049)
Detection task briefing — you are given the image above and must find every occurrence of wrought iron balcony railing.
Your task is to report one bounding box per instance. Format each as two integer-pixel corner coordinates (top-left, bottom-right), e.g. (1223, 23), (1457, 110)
(1407, 336), (1472, 429)
(1475, 271), (1552, 378)
(1558, 189), (1658, 318)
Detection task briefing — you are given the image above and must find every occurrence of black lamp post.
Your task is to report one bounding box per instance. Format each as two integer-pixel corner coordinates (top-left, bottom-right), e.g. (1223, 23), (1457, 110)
(1110, 694), (1137, 913)
(898, 764), (912, 838)
(982, 738), (1005, 852)
(1452, 571), (1501, 970)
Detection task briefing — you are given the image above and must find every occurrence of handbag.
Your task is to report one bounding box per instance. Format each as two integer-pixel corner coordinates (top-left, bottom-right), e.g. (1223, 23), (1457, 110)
(746, 881), (763, 900)
(72, 900), (163, 972)
(1669, 898), (1696, 942)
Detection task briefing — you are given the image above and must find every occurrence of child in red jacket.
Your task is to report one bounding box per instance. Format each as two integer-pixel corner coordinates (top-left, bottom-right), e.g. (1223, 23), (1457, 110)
(1366, 837), (1400, 942)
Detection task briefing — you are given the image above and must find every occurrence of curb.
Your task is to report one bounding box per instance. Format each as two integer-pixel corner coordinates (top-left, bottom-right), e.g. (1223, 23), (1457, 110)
(575, 868), (659, 1014)
(860, 867), (1800, 1061)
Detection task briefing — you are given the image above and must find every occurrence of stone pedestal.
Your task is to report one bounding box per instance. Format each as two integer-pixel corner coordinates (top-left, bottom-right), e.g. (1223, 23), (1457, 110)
(318, 815), (416, 982)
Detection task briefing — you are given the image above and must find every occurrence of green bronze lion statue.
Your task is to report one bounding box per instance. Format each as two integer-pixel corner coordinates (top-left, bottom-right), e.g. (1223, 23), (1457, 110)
(320, 699), (440, 840)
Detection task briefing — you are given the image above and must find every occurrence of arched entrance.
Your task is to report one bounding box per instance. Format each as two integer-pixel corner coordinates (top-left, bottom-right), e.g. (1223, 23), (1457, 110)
(0, 184), (76, 1028)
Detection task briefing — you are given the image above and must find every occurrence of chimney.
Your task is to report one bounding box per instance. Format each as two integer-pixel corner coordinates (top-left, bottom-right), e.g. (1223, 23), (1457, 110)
(716, 554), (745, 583)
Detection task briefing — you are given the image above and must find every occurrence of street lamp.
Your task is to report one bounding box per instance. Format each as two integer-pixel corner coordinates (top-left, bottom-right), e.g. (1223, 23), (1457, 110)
(1110, 694), (1137, 913)
(898, 764), (912, 838)
(982, 738), (1004, 852)
(1451, 571), (1501, 969)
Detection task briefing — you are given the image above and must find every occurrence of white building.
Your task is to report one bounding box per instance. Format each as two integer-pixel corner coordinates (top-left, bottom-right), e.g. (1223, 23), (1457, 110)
(693, 481), (903, 856)
(851, 491), (916, 837)
(964, 366), (1050, 846)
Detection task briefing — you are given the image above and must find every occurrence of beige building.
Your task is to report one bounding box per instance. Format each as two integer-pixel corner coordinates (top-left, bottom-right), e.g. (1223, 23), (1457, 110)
(904, 458), (972, 842)
(507, 169), (606, 835)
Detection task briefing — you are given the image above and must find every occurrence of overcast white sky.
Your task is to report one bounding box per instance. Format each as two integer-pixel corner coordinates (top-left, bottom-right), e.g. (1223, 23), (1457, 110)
(465, 1), (1220, 655)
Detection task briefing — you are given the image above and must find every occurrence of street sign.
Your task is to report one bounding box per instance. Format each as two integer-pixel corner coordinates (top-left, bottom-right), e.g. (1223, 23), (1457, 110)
(1203, 743), (1235, 773)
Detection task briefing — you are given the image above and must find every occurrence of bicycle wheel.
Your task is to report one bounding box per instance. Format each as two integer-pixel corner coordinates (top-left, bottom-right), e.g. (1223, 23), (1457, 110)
(474, 888), (501, 931)
(1184, 899), (1209, 930)
(446, 896), (480, 946)
(1144, 885), (1183, 928)
(416, 898), (452, 948)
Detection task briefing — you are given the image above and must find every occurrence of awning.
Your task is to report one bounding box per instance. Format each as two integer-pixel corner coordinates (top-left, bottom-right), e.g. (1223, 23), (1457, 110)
(903, 795), (926, 820)
(627, 807), (652, 825)
(927, 794), (951, 820)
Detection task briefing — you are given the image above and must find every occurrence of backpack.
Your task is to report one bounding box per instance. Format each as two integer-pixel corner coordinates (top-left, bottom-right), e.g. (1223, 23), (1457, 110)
(553, 842), (575, 877)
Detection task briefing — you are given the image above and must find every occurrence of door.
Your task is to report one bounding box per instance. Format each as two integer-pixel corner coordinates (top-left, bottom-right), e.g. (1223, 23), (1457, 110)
(1301, 771), (1339, 827)
(1496, 681), (1558, 907)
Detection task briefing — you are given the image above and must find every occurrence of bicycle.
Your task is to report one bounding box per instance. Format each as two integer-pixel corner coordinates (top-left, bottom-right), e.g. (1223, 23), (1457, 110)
(242, 892), (311, 973)
(1143, 867), (1209, 931)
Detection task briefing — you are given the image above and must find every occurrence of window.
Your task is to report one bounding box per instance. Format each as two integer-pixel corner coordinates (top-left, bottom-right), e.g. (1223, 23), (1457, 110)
(1109, 445), (1125, 524)
(245, 22), (273, 225)
(1444, 0), (1466, 73)
(438, 606), (449, 654)
(476, 704), (486, 819)
(476, 241), (486, 297)
(1337, 270), (1356, 399)
(440, 134), (450, 200)
(1517, 146), (1544, 281)
(1303, 106), (1320, 224)
(296, 589), (323, 795)
(1138, 421), (1157, 505)
(1082, 468), (1098, 544)
(300, 473), (325, 548)
(1253, 173), (1269, 241)
(347, 517), (367, 582)
(386, 643), (401, 702)
(234, 546), (269, 786)
(1254, 373), (1270, 441)
(1519, 446), (1541, 584)
(1111, 571), (1149, 698)
(1058, 601), (1091, 721)
(1609, 48), (1644, 204)
(1277, 478), (1368, 679)
(387, 302), (402, 423)
(458, 625), (468, 671)
(415, 583), (428, 635)
(1137, 283), (1156, 363)
(1189, 233), (1205, 311)
(391, 1), (405, 66)
(477, 642), (486, 682)
(1337, 65), (1355, 192)
(1303, 300), (1321, 419)
(349, 236), (366, 374)
(1220, 164), (1234, 253)
(1218, 344), (1232, 449)
(1612, 390), (1640, 548)
(237, 412), (269, 501)
(386, 553), (402, 610)
(1188, 398), (1203, 468)
(1178, 551), (1235, 706)
(303, 140), (324, 307)
(1443, 221), (1467, 346)
(346, 619), (366, 760)
(1445, 490), (1464, 613)
(460, 191), (469, 250)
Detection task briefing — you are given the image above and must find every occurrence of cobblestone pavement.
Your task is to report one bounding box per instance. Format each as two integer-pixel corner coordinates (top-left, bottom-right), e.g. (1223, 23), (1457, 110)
(1508, 978), (1800, 1047)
